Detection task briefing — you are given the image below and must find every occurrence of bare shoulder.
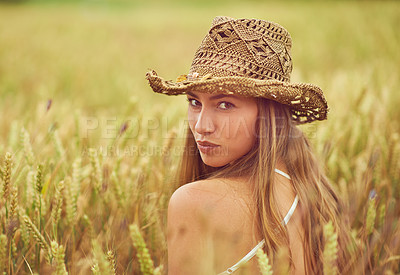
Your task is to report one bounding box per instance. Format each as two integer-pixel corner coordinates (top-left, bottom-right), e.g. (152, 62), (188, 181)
(169, 179), (215, 204)
(167, 179), (227, 226)
(167, 179), (229, 274)
(167, 178), (257, 274)
(168, 177), (251, 221)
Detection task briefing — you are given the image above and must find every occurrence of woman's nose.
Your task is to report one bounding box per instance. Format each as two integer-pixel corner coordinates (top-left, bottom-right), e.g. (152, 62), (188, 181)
(195, 109), (215, 135)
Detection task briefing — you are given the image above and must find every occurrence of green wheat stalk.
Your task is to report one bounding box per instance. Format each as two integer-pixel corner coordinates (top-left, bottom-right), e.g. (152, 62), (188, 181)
(50, 241), (68, 275)
(90, 262), (100, 275)
(71, 157), (82, 197)
(257, 247), (273, 275)
(64, 177), (78, 226)
(19, 214), (30, 248)
(66, 157), (82, 223)
(366, 196), (377, 236)
(22, 214), (50, 257)
(154, 265), (163, 275)
(12, 165), (28, 197)
(91, 262), (100, 275)
(73, 110), (81, 148)
(129, 223), (155, 275)
(0, 234), (7, 274)
(323, 221), (338, 275)
(89, 149), (102, 192)
(111, 172), (125, 209)
(91, 240), (111, 275)
(21, 128), (35, 166)
(34, 164), (44, 224)
(378, 203), (386, 229)
(8, 121), (19, 150)
(82, 214), (95, 240)
(51, 180), (65, 237)
(10, 238), (17, 261)
(389, 133), (399, 178)
(26, 170), (36, 210)
(51, 130), (66, 158)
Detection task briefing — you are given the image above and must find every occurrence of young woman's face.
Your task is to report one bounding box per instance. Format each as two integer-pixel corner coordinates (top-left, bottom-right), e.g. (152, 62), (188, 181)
(187, 91), (258, 167)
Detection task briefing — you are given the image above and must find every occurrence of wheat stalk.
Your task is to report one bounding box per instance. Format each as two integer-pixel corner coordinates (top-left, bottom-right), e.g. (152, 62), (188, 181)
(71, 157), (82, 199)
(26, 170), (36, 209)
(7, 187), (19, 239)
(51, 241), (68, 275)
(10, 238), (17, 261)
(34, 164), (43, 194)
(19, 213), (30, 248)
(323, 221), (338, 275)
(91, 240), (111, 275)
(257, 248), (273, 275)
(21, 128), (35, 166)
(89, 149), (102, 192)
(2, 152), (12, 202)
(111, 172), (125, 209)
(161, 128), (177, 157)
(33, 164), (46, 220)
(366, 194), (377, 236)
(51, 130), (66, 157)
(106, 250), (117, 275)
(8, 121), (19, 150)
(129, 223), (155, 275)
(154, 265), (163, 275)
(9, 187), (18, 220)
(0, 234), (7, 274)
(64, 177), (77, 225)
(82, 214), (95, 240)
(389, 133), (399, 177)
(91, 262), (100, 275)
(51, 180), (65, 236)
(22, 215), (50, 256)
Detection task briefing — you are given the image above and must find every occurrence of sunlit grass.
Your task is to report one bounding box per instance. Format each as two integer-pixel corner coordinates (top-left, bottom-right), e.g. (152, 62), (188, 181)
(0, 1), (399, 274)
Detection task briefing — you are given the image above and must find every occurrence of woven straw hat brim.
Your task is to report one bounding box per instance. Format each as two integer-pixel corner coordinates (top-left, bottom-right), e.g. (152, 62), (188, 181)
(146, 70), (328, 124)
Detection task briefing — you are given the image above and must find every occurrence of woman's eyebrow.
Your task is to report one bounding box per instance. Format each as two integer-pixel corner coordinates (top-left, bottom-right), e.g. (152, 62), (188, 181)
(186, 92), (238, 100)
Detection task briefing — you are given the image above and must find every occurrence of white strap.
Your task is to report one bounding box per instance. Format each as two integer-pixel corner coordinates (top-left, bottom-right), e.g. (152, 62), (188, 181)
(274, 168), (291, 180)
(283, 195), (299, 225)
(274, 169), (298, 225)
(218, 239), (266, 274)
(219, 169), (298, 275)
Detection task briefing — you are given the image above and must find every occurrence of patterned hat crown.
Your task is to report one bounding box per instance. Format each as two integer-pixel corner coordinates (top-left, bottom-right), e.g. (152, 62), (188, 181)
(188, 16), (293, 82)
(146, 16), (328, 124)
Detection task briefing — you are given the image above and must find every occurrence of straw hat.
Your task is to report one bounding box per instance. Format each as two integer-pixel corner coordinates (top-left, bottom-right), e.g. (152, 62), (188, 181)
(146, 16), (328, 124)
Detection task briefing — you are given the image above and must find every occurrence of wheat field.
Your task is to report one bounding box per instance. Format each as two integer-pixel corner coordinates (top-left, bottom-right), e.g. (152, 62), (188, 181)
(0, 0), (399, 274)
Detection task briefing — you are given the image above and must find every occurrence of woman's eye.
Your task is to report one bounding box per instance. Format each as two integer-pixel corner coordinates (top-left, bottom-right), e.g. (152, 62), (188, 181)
(187, 98), (201, 108)
(218, 102), (234, 110)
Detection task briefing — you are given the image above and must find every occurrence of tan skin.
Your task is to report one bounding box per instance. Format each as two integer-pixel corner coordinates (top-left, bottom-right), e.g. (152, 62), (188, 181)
(167, 92), (305, 274)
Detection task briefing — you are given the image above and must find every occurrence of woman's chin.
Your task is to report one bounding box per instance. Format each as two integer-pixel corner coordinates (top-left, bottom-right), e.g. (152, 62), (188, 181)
(200, 155), (229, 168)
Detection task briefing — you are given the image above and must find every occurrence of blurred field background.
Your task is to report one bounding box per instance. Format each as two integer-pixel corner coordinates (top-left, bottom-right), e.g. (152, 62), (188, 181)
(0, 0), (399, 274)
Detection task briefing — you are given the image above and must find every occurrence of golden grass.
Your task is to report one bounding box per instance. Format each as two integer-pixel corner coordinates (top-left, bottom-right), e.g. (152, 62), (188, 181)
(0, 1), (399, 274)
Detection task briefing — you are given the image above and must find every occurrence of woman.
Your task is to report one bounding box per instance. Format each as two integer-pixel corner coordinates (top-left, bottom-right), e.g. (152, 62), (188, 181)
(146, 16), (350, 274)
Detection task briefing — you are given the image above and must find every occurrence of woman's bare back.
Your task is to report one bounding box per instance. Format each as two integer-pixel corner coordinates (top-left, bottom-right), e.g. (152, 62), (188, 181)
(167, 170), (304, 274)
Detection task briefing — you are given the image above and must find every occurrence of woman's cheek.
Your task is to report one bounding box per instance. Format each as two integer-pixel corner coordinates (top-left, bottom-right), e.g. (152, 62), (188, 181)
(187, 112), (197, 133)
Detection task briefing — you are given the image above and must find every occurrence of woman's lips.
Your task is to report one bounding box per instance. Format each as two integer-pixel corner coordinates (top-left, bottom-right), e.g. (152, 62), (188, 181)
(196, 140), (220, 154)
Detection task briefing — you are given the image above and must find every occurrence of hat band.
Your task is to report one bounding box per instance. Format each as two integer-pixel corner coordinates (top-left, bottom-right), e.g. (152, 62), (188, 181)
(189, 50), (290, 82)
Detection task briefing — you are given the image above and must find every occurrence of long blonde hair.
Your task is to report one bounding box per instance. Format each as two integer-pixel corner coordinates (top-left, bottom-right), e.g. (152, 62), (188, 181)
(176, 98), (351, 274)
